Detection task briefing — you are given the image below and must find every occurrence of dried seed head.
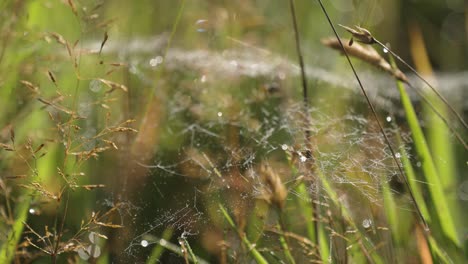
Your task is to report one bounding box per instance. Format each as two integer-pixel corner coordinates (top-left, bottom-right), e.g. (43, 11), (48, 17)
(339, 24), (375, 45)
(321, 37), (408, 83)
(260, 164), (287, 209)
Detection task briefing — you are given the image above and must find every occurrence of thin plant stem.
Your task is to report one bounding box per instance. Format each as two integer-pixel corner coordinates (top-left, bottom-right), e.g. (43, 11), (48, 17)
(405, 82), (467, 150)
(218, 204), (268, 264)
(288, 0), (321, 254)
(315, 0), (429, 231)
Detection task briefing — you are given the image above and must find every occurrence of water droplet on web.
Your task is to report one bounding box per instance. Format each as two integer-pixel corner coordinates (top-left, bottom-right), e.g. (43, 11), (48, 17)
(383, 47), (388, 53)
(281, 144), (288, 151)
(195, 19), (209, 32)
(89, 245), (101, 258)
(78, 102), (92, 118)
(150, 56), (164, 67)
(129, 64), (138, 74)
(141, 240), (149, 247)
(217, 112), (223, 117)
(386, 116), (392, 122)
(395, 152), (401, 158)
(362, 219), (372, 228)
(159, 239), (167, 246)
(229, 60), (238, 68)
(300, 155), (307, 162)
(200, 75), (207, 83)
(77, 248), (90, 260)
(89, 232), (98, 244)
(458, 180), (468, 201)
(89, 79), (102, 93)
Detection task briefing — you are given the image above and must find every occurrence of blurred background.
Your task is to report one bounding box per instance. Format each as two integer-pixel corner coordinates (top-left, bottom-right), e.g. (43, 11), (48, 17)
(0, 0), (467, 263)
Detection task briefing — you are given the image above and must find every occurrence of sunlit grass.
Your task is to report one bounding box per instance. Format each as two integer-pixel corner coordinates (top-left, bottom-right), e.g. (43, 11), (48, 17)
(0, 0), (466, 263)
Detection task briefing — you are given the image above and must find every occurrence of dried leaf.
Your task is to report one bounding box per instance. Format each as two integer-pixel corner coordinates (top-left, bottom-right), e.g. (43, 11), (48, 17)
(67, 0), (78, 16)
(10, 128), (15, 144)
(20, 80), (40, 94)
(0, 143), (14, 151)
(93, 220), (123, 228)
(34, 143), (45, 154)
(49, 32), (66, 46)
(339, 24), (375, 44)
(81, 184), (106, 190)
(99, 31), (109, 54)
(47, 70), (57, 86)
(97, 78), (128, 93)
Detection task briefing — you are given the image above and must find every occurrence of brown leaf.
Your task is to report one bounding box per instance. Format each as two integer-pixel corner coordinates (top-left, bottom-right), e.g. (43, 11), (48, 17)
(99, 31), (109, 54)
(97, 78), (128, 93)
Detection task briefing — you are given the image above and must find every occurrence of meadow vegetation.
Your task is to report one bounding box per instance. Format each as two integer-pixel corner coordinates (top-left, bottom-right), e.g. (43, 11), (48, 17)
(0, 0), (466, 263)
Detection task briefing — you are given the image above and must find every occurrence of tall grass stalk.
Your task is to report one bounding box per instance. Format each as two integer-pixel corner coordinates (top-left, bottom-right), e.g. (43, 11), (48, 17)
(0, 195), (30, 263)
(218, 203), (268, 264)
(389, 55), (459, 245)
(147, 228), (174, 264)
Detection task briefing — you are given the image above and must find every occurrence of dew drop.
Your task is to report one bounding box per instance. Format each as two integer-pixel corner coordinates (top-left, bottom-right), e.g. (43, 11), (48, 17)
(29, 208), (36, 214)
(141, 240), (149, 247)
(159, 239), (167, 246)
(200, 75), (207, 83)
(383, 47), (388, 53)
(229, 60), (238, 68)
(386, 116), (392, 122)
(129, 64), (138, 74)
(458, 180), (468, 201)
(89, 79), (102, 93)
(395, 152), (401, 158)
(195, 19), (209, 32)
(89, 245), (101, 258)
(217, 112), (223, 117)
(77, 248), (90, 260)
(281, 144), (288, 151)
(300, 155), (307, 162)
(416, 161), (421, 167)
(89, 232), (97, 244)
(362, 219), (372, 228)
(149, 56), (163, 67)
(78, 102), (92, 118)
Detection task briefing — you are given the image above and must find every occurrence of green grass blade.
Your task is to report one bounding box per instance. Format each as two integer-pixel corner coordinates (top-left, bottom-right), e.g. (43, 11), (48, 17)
(147, 228), (174, 264)
(0, 195), (30, 263)
(392, 64), (459, 245)
(219, 204), (268, 264)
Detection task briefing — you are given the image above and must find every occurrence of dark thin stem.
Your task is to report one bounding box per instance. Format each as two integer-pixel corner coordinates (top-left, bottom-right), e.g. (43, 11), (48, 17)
(373, 39), (468, 131)
(406, 82), (468, 150)
(289, 0), (320, 252)
(52, 190), (69, 264)
(316, 0), (429, 231)
(289, 0), (313, 149)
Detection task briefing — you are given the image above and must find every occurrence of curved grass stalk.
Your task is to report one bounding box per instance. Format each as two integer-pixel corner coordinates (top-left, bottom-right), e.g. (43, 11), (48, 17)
(147, 228), (174, 264)
(0, 195), (30, 263)
(218, 204), (268, 264)
(391, 60), (459, 246)
(147, 236), (209, 264)
(179, 237), (198, 264)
